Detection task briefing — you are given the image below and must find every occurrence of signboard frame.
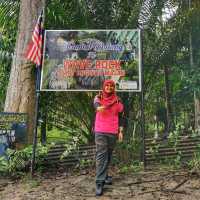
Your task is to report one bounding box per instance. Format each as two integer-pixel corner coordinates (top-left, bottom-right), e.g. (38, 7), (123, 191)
(40, 29), (141, 92)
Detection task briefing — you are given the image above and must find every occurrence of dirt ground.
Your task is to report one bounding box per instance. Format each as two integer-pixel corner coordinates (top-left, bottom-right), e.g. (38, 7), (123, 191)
(1, 167), (200, 200)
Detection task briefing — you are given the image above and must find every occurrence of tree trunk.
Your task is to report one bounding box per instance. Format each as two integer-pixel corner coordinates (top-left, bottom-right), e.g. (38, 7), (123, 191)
(4, 0), (45, 144)
(194, 93), (200, 131)
(188, 0), (200, 131)
(164, 66), (173, 136)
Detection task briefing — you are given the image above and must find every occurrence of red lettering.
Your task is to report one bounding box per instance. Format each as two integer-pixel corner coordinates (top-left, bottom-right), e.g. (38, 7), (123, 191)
(113, 60), (121, 69)
(95, 60), (121, 69)
(64, 59), (92, 70)
(96, 60), (101, 69)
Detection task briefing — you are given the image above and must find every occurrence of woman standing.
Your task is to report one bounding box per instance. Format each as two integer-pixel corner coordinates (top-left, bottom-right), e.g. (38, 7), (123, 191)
(93, 79), (124, 196)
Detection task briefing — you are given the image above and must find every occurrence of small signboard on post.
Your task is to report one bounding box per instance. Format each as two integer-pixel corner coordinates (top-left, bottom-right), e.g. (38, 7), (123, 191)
(0, 112), (28, 145)
(40, 29), (141, 92)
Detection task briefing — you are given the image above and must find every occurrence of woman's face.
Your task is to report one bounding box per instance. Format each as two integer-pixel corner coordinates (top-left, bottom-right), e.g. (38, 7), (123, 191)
(104, 83), (115, 94)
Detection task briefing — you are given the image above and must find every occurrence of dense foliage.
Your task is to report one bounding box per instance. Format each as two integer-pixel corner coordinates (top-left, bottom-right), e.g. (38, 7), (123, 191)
(0, 0), (20, 110)
(0, 0), (200, 143)
(0, 144), (48, 175)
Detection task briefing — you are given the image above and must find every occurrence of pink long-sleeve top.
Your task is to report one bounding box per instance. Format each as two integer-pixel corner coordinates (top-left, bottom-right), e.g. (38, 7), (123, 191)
(94, 99), (124, 134)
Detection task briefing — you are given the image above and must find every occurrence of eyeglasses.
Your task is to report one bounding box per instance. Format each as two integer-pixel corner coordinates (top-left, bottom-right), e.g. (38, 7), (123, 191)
(105, 84), (114, 88)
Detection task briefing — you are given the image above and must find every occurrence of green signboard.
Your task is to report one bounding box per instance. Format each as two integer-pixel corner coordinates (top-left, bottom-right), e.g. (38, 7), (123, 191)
(0, 112), (28, 144)
(41, 29), (141, 91)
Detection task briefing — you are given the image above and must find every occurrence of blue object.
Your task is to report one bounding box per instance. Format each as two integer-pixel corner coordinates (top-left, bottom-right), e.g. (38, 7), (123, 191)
(11, 123), (27, 143)
(0, 134), (8, 159)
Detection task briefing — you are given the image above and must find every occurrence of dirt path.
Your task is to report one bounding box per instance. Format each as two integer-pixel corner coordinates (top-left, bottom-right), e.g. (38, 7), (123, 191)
(1, 169), (200, 200)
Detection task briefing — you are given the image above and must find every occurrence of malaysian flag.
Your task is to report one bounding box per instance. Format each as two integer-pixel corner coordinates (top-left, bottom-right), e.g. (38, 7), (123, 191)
(26, 11), (43, 66)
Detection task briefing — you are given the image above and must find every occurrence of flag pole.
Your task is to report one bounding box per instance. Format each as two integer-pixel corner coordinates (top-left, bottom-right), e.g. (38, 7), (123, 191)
(30, 67), (41, 176)
(30, 8), (44, 177)
(139, 29), (146, 169)
(137, 0), (154, 170)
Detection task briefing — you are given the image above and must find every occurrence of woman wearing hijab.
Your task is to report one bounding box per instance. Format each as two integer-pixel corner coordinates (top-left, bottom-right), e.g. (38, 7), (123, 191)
(93, 79), (124, 196)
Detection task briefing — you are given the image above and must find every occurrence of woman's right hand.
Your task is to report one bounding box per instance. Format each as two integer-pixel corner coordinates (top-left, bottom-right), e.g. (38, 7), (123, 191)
(97, 106), (105, 112)
(118, 127), (124, 142)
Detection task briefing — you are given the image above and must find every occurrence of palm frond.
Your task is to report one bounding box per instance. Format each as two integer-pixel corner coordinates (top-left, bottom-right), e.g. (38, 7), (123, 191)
(0, 0), (20, 28)
(138, 0), (156, 29)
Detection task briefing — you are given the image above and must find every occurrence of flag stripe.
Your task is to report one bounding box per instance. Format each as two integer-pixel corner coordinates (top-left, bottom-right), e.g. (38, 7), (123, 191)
(26, 11), (43, 66)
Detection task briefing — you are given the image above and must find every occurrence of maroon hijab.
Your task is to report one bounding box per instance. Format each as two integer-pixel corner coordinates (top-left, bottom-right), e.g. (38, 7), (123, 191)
(99, 80), (119, 107)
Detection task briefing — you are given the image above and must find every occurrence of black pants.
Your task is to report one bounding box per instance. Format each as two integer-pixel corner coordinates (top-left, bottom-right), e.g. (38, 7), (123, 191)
(95, 133), (117, 183)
